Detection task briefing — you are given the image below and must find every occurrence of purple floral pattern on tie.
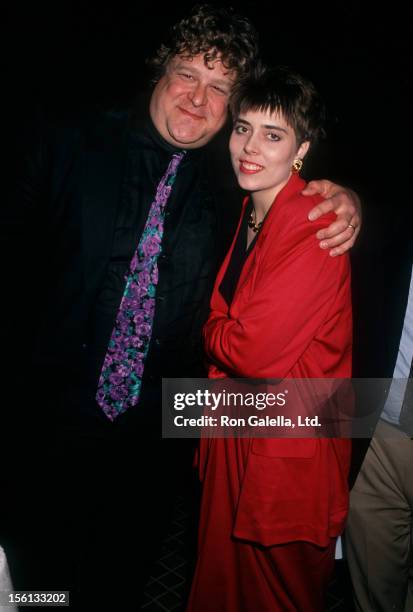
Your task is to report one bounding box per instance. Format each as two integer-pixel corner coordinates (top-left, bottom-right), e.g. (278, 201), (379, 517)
(96, 151), (186, 420)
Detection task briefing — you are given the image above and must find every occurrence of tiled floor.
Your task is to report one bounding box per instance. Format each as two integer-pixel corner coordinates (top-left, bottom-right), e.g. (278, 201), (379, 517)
(140, 494), (355, 611)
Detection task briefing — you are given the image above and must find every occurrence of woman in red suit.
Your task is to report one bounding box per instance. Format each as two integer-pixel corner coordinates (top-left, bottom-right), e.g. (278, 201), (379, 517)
(187, 66), (352, 612)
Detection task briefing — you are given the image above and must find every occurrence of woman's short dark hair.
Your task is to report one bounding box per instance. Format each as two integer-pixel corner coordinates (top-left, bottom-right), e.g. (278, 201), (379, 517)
(230, 65), (326, 145)
(147, 4), (259, 82)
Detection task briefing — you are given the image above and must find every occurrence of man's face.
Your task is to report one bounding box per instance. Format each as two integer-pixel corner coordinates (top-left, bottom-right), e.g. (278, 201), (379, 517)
(150, 53), (236, 149)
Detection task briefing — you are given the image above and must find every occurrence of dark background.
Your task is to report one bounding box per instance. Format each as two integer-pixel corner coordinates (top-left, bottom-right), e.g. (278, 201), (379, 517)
(2, 0), (411, 205)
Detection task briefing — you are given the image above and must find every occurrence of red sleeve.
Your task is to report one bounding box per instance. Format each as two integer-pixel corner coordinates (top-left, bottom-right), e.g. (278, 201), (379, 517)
(204, 213), (350, 379)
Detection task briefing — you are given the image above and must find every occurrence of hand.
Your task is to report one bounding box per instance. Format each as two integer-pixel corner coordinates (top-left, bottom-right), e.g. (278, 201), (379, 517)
(302, 179), (362, 257)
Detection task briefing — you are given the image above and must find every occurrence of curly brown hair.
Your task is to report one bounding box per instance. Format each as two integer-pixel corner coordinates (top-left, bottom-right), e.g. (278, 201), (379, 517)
(230, 65), (326, 145)
(147, 4), (259, 82)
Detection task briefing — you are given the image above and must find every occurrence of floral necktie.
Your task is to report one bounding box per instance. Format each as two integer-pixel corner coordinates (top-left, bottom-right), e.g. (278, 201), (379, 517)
(96, 151), (186, 420)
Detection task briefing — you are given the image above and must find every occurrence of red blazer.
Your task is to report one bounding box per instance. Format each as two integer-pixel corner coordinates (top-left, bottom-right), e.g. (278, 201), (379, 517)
(203, 173), (352, 547)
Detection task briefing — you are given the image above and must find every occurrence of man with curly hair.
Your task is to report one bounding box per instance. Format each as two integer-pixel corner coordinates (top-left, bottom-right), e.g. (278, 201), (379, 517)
(6, 4), (360, 609)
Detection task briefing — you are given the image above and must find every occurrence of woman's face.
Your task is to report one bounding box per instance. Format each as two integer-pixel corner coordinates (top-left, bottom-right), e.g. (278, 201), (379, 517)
(229, 108), (309, 204)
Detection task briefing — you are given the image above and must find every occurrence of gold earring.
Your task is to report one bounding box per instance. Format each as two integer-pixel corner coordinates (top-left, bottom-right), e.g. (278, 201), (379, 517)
(292, 159), (303, 173)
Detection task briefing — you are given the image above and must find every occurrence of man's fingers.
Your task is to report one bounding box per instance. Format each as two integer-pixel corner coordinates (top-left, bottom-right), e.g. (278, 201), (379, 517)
(316, 217), (355, 240)
(308, 199), (335, 221)
(302, 179), (334, 197)
(319, 226), (360, 255)
(329, 236), (357, 257)
(305, 181), (362, 255)
(309, 192), (359, 222)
